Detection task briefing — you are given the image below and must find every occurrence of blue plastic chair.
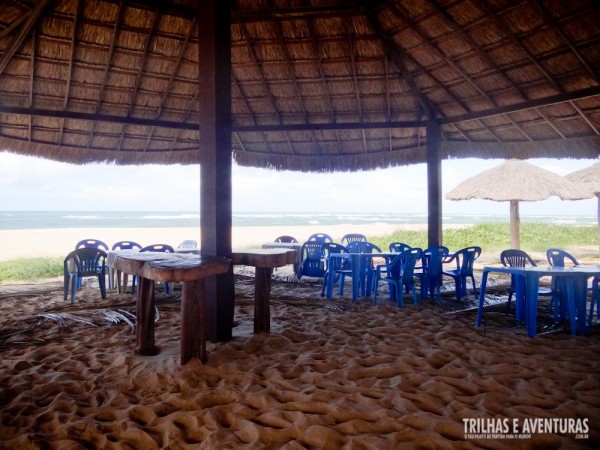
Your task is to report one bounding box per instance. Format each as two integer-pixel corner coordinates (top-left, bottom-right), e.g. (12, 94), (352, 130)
(372, 248), (423, 306)
(297, 241), (326, 280)
(274, 235), (298, 243)
(500, 249), (552, 318)
(320, 243), (349, 297)
(341, 241), (382, 297)
(75, 239), (109, 251)
(389, 242), (411, 253)
(134, 244), (175, 294)
(418, 246), (449, 299)
(75, 239), (109, 287)
(111, 241), (142, 293)
(307, 233), (333, 244)
(340, 234), (367, 246)
(63, 247), (107, 303)
(546, 248), (580, 323)
(442, 246), (481, 300)
(178, 240), (198, 249)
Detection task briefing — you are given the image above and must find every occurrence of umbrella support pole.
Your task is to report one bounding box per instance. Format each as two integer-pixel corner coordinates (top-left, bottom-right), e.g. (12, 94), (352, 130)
(510, 200), (520, 249)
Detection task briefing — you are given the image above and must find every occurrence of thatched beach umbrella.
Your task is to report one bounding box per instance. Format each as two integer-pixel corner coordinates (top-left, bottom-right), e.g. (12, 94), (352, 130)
(565, 161), (600, 254)
(445, 160), (590, 249)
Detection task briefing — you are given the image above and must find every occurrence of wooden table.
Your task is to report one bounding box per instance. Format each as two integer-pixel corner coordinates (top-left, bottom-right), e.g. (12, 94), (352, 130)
(261, 242), (303, 276)
(231, 248), (296, 333)
(107, 251), (230, 364)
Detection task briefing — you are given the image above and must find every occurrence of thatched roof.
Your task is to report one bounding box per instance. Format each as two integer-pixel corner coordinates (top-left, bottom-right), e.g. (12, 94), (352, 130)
(0, 0), (599, 171)
(445, 159), (590, 202)
(565, 161), (600, 196)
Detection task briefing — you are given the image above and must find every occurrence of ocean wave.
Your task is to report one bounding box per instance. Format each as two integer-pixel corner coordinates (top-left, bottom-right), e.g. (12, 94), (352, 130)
(141, 214), (200, 220)
(62, 215), (103, 220)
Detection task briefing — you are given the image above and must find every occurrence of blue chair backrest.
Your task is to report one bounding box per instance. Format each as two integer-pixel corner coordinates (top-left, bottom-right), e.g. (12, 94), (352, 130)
(356, 242), (381, 254)
(275, 235), (298, 243)
(64, 247), (107, 277)
(389, 242), (411, 253)
(307, 233), (333, 244)
(178, 240), (198, 249)
(112, 241), (142, 251)
(453, 246), (481, 275)
(76, 239), (109, 251)
(321, 243), (348, 271)
(299, 241), (326, 278)
(423, 246), (449, 276)
(546, 248), (579, 267)
(345, 241), (363, 253)
(501, 249), (536, 268)
(389, 248), (422, 281)
(341, 234), (367, 246)
(140, 244), (175, 253)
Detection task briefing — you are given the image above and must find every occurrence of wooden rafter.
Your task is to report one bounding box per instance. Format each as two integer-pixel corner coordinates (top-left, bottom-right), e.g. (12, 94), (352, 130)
(0, 0), (52, 75)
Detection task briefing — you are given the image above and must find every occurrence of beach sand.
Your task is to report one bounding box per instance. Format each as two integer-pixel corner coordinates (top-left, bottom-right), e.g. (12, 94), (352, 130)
(0, 223), (449, 262)
(0, 268), (599, 449)
(1, 225), (599, 448)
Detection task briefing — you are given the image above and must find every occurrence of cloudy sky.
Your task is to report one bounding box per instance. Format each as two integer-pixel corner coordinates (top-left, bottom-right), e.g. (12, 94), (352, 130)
(0, 151), (596, 216)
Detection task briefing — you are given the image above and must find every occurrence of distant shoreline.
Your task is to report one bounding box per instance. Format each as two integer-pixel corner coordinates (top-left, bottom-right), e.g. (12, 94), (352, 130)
(0, 223), (473, 262)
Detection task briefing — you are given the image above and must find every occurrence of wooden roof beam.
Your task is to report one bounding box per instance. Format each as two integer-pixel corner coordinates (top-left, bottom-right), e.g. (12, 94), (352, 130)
(0, 0), (53, 75)
(440, 86), (600, 125)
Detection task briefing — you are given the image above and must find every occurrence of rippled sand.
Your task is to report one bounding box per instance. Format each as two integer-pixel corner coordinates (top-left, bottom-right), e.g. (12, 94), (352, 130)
(0, 273), (598, 449)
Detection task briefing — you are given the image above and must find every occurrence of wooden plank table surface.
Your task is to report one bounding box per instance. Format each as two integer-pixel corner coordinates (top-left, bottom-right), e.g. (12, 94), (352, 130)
(107, 251), (230, 364)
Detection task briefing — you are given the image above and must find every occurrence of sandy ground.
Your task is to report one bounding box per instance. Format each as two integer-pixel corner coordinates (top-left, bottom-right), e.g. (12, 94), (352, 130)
(0, 223), (460, 262)
(0, 266), (599, 449)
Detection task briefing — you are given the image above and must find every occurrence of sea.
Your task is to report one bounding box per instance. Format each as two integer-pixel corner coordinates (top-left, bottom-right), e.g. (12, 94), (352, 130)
(0, 211), (596, 230)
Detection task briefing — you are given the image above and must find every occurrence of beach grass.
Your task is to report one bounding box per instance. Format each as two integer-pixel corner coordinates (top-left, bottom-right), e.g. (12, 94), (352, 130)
(368, 223), (598, 255)
(0, 257), (63, 282)
(1, 223), (597, 282)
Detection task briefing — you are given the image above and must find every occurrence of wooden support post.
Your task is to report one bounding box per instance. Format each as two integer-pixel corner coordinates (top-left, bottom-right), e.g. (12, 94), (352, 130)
(181, 279), (206, 364)
(510, 200), (520, 249)
(427, 121), (442, 248)
(197, 0), (235, 342)
(135, 277), (158, 356)
(254, 267), (273, 334)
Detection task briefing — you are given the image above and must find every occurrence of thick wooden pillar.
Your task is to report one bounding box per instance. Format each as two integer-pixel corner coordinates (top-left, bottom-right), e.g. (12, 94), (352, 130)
(197, 1), (235, 342)
(426, 121), (442, 248)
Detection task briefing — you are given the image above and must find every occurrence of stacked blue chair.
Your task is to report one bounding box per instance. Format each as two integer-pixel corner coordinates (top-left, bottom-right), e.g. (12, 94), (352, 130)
(63, 247), (107, 303)
(442, 246), (481, 300)
(372, 248), (423, 306)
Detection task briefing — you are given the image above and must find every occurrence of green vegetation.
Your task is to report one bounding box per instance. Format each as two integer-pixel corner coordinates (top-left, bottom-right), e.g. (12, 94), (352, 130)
(0, 223), (597, 282)
(0, 257), (63, 282)
(368, 223), (598, 254)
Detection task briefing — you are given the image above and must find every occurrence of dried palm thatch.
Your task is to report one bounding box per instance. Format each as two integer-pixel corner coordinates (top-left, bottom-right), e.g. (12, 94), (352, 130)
(0, 0), (597, 171)
(445, 159), (591, 248)
(565, 161), (600, 254)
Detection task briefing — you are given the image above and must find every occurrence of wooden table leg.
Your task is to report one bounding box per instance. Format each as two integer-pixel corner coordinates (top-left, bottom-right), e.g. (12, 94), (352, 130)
(136, 277), (159, 355)
(181, 279), (206, 364)
(254, 267), (273, 333)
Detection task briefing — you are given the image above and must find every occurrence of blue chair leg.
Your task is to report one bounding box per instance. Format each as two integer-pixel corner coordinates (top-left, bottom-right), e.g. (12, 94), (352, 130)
(70, 272), (78, 304)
